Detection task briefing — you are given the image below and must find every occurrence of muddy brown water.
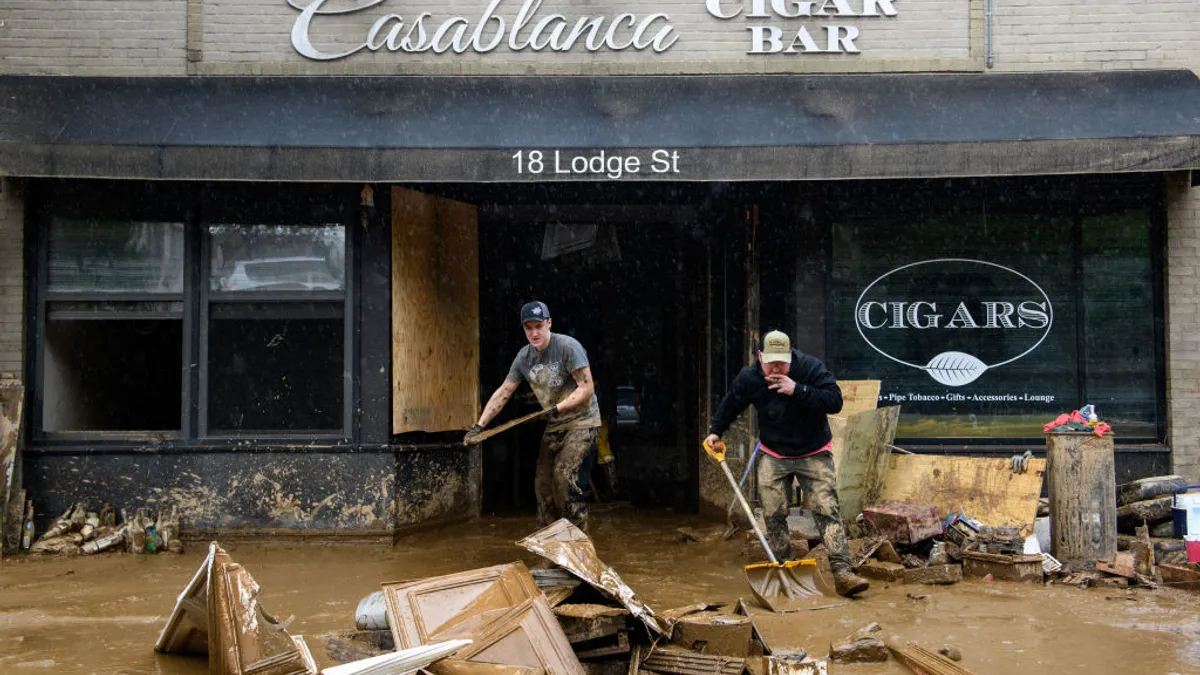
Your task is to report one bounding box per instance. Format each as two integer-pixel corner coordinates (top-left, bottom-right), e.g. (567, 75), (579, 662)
(2, 507), (1199, 674)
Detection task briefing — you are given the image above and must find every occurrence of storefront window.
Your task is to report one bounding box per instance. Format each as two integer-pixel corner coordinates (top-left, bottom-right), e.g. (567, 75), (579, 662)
(48, 219), (184, 294)
(42, 218), (185, 433)
(205, 224), (347, 434)
(35, 182), (355, 440)
(209, 224), (345, 293)
(827, 180), (1161, 441)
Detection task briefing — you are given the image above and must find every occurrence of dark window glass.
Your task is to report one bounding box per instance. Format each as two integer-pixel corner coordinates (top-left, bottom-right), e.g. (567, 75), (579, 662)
(48, 219), (184, 293)
(827, 181), (1159, 441)
(42, 214), (185, 434)
(207, 313), (345, 433)
(42, 317), (181, 432)
(209, 225), (345, 293)
(206, 222), (348, 434)
(1082, 210), (1157, 438)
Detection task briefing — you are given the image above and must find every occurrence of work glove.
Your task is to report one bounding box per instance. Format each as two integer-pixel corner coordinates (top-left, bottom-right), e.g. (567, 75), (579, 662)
(463, 424), (484, 443)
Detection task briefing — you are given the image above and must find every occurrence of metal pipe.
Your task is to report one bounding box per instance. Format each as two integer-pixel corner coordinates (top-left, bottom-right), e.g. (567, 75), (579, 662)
(986, 0), (994, 68)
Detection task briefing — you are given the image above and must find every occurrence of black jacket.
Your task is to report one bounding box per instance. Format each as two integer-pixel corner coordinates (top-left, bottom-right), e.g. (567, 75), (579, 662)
(709, 349), (843, 457)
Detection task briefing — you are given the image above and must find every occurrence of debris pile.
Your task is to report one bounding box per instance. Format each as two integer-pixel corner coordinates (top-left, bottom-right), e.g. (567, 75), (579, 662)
(156, 542), (322, 674)
(27, 502), (183, 556)
(315, 519), (791, 675)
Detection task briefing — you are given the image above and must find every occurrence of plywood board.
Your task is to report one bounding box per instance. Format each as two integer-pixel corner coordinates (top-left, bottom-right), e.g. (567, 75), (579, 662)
(828, 406), (899, 521)
(392, 187), (479, 433)
(831, 380), (879, 417)
(382, 562), (541, 650)
(880, 454), (1046, 529)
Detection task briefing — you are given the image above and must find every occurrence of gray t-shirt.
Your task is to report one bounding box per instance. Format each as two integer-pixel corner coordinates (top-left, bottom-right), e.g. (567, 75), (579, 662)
(506, 333), (601, 432)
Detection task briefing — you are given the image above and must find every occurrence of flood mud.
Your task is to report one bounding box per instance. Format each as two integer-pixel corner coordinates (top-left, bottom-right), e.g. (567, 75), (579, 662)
(2, 506), (1199, 674)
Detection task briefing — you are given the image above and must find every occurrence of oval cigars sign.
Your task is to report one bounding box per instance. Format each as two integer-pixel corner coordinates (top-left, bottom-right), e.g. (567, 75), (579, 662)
(854, 259), (1053, 387)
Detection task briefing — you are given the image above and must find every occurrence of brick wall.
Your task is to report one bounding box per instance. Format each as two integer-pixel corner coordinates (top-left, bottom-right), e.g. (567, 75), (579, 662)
(992, 0), (1200, 71)
(1167, 172), (1200, 483)
(0, 180), (24, 378)
(0, 0), (187, 75)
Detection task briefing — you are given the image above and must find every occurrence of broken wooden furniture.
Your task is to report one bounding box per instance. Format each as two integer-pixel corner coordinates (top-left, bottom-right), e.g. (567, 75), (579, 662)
(381, 562), (542, 649)
(157, 541), (318, 675)
(380, 560), (585, 675)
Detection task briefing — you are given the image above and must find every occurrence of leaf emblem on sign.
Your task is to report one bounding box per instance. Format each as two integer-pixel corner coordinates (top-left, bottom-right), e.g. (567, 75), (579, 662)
(922, 351), (989, 386)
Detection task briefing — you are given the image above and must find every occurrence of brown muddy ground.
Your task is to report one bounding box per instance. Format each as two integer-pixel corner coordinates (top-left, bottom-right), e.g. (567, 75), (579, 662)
(2, 506), (1199, 675)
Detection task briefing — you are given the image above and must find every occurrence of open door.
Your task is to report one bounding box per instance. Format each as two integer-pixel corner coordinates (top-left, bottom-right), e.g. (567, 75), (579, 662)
(391, 187), (480, 433)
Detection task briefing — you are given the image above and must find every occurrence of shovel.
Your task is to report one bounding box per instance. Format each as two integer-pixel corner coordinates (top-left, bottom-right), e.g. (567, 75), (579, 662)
(704, 439), (837, 612)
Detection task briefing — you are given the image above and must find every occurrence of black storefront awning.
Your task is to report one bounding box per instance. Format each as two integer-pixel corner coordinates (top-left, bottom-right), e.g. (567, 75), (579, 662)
(2, 70), (1200, 182)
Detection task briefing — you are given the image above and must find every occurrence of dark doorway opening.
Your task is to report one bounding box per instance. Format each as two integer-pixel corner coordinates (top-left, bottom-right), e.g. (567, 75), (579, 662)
(459, 183), (713, 516)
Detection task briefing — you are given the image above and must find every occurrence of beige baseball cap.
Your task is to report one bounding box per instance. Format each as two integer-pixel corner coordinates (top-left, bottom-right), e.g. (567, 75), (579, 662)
(761, 330), (792, 363)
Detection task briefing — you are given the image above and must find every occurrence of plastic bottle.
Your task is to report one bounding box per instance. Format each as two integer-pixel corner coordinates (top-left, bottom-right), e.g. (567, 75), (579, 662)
(20, 500), (34, 550)
(1080, 404), (1098, 426)
(144, 509), (160, 553)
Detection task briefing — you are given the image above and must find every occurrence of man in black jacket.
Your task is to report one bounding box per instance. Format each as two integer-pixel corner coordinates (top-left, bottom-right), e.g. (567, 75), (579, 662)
(704, 330), (869, 597)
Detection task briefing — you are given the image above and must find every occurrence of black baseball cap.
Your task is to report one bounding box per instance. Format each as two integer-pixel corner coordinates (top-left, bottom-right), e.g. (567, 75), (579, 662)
(520, 301), (551, 323)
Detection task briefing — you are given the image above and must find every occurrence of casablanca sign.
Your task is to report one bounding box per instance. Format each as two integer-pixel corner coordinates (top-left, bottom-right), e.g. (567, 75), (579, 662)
(286, 0), (901, 60)
(854, 259), (1054, 387)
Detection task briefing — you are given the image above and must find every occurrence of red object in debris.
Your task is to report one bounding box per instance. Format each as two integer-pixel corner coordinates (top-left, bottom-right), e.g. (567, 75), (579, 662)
(1042, 413), (1070, 432)
(1186, 538), (1200, 564)
(862, 501), (944, 545)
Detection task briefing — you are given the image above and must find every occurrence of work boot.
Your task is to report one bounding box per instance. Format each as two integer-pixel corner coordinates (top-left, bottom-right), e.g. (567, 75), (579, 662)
(832, 568), (870, 597)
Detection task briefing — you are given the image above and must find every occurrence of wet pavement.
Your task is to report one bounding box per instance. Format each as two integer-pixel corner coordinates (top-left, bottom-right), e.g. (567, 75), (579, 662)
(2, 506), (1199, 674)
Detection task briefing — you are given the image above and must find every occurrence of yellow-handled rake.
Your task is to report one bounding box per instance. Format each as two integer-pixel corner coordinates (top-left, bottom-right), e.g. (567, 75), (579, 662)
(704, 439), (836, 612)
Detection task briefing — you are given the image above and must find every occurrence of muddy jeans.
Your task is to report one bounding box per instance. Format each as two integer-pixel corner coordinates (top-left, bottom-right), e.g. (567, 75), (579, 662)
(756, 451), (852, 571)
(536, 427), (597, 531)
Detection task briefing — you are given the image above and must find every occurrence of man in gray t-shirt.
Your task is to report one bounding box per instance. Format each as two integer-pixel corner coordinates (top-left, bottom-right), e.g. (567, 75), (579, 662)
(466, 301), (600, 530)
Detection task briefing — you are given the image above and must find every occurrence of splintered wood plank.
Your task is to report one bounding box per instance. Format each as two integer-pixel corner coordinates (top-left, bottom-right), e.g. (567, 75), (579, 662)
(828, 405), (900, 519)
(887, 641), (975, 675)
(831, 380), (880, 416)
(392, 187), (479, 433)
(881, 454), (1046, 530)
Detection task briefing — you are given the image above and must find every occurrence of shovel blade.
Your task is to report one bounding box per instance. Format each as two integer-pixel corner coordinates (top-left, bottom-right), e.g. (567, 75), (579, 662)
(745, 560), (840, 613)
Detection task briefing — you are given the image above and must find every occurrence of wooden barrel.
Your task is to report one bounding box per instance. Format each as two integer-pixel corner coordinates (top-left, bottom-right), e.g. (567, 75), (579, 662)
(1045, 432), (1117, 563)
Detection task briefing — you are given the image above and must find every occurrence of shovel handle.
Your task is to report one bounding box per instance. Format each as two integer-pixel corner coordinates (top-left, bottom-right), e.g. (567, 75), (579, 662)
(703, 438), (727, 462)
(706, 443), (778, 565)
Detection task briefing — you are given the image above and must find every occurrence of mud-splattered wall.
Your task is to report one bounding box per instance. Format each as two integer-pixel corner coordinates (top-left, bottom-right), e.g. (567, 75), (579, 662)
(394, 448), (473, 531)
(24, 450), (398, 533)
(23, 444), (480, 535)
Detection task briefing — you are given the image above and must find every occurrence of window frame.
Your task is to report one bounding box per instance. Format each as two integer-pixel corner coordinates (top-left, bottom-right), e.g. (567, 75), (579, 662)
(29, 181), (359, 445)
